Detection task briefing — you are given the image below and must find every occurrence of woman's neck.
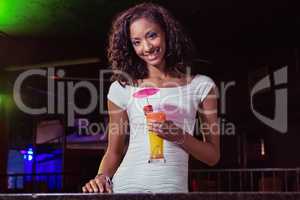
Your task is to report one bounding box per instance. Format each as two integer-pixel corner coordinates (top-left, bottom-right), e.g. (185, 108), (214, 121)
(148, 67), (167, 79)
(147, 61), (168, 79)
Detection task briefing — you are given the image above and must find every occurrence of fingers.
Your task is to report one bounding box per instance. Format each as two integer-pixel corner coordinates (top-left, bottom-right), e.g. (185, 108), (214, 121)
(148, 122), (163, 133)
(95, 177), (105, 193)
(147, 121), (184, 143)
(82, 182), (94, 193)
(82, 186), (88, 193)
(148, 121), (175, 134)
(160, 120), (174, 133)
(82, 179), (105, 193)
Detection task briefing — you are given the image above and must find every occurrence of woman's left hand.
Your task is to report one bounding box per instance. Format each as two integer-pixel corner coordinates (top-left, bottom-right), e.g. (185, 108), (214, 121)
(147, 120), (186, 144)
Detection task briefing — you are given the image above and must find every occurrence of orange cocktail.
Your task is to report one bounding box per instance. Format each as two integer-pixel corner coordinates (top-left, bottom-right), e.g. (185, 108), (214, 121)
(146, 111), (166, 162)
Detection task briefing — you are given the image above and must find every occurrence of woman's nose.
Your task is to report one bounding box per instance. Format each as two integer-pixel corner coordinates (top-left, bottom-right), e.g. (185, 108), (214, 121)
(143, 41), (154, 53)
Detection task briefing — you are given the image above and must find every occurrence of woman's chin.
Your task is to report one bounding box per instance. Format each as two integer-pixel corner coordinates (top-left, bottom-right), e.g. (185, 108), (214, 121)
(146, 59), (165, 68)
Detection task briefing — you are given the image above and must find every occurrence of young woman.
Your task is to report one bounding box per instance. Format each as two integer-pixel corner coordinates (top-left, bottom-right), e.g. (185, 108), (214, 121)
(82, 2), (220, 193)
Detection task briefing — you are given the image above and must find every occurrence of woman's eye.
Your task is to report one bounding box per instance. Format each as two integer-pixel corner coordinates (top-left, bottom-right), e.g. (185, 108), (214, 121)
(132, 41), (140, 46)
(148, 32), (157, 39)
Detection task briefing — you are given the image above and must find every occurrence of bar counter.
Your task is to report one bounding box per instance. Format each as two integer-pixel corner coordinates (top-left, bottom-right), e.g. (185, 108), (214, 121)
(1, 192), (300, 200)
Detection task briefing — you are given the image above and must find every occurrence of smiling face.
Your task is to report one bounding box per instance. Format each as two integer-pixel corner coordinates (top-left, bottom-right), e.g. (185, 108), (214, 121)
(130, 17), (166, 69)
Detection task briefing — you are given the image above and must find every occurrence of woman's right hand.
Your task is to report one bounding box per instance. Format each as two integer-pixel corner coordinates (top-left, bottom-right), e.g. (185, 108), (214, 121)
(82, 174), (113, 193)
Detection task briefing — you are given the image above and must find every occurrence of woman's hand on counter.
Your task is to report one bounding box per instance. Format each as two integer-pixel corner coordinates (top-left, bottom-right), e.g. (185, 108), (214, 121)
(82, 174), (113, 193)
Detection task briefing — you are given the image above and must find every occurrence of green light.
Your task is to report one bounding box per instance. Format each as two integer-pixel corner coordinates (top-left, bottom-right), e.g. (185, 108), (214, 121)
(0, 94), (6, 106)
(0, 0), (22, 30)
(0, 94), (14, 114)
(0, 0), (18, 26)
(0, 95), (4, 115)
(0, 0), (52, 36)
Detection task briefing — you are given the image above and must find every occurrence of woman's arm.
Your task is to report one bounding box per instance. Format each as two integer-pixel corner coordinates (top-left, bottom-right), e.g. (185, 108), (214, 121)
(97, 100), (128, 177)
(82, 100), (128, 193)
(180, 88), (220, 166)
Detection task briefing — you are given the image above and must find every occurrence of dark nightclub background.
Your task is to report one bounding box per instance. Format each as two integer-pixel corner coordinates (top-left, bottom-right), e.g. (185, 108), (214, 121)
(0, 0), (299, 193)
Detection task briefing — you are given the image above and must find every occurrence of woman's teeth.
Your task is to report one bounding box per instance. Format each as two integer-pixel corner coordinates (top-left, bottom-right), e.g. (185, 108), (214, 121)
(147, 48), (159, 60)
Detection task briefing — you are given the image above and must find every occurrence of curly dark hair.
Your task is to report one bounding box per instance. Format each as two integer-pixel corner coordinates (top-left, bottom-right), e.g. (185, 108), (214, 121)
(107, 2), (195, 85)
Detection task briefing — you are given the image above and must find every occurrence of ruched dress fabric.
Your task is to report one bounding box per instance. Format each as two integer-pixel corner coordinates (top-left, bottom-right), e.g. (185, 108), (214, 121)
(107, 75), (215, 193)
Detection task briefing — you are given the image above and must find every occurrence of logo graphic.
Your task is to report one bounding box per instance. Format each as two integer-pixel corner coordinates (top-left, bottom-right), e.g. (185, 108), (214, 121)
(250, 66), (288, 133)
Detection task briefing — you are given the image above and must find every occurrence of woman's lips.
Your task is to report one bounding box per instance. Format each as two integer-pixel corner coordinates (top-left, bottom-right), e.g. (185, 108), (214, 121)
(145, 48), (160, 60)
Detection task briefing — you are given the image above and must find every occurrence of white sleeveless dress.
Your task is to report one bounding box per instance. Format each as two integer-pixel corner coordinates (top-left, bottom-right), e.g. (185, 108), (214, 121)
(107, 74), (215, 193)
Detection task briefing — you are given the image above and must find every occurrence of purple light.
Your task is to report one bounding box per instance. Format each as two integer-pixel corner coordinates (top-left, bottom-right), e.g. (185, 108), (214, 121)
(20, 150), (26, 154)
